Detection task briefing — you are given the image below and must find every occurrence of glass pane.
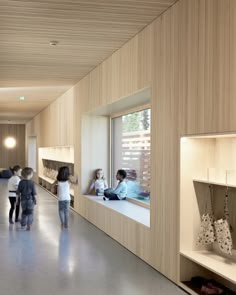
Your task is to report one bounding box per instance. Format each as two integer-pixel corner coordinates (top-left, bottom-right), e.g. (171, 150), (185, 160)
(112, 109), (151, 204)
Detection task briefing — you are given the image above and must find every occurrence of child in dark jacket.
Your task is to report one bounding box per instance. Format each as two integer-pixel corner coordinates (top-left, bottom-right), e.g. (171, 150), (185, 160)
(17, 167), (37, 231)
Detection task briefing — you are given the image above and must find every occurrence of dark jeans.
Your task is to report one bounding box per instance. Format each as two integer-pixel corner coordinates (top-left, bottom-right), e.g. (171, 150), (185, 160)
(9, 197), (20, 221)
(104, 191), (120, 200)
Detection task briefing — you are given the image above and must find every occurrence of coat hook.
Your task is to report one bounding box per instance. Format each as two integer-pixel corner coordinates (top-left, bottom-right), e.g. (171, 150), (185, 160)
(226, 186), (229, 195)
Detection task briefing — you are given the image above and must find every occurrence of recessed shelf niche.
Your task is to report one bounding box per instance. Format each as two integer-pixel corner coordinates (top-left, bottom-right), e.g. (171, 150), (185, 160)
(38, 146), (75, 207)
(180, 134), (236, 294)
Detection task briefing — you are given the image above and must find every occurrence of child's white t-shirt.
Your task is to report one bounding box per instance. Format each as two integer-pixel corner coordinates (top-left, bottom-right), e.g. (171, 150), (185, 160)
(8, 175), (21, 197)
(57, 181), (71, 201)
(94, 179), (107, 191)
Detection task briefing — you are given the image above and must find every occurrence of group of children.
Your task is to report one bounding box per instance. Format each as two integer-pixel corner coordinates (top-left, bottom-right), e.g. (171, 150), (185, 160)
(8, 165), (36, 231)
(8, 165), (127, 231)
(87, 168), (127, 201)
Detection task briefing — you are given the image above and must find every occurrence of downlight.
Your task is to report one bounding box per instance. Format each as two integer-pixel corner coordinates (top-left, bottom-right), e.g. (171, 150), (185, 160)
(49, 41), (58, 46)
(4, 137), (16, 149)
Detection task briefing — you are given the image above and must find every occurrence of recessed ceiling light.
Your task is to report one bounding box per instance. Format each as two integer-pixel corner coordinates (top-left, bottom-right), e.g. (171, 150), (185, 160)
(19, 96), (25, 101)
(49, 41), (58, 46)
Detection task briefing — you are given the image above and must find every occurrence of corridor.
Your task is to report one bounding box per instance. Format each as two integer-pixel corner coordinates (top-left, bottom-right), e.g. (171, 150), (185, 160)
(0, 180), (185, 295)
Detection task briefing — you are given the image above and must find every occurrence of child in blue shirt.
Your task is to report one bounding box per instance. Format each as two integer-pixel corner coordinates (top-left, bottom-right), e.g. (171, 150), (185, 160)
(103, 169), (127, 201)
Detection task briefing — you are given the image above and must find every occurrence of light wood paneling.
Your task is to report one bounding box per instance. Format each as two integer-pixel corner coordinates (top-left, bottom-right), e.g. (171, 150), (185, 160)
(0, 0), (176, 122)
(0, 86), (71, 123)
(26, 90), (74, 148)
(26, 0), (236, 285)
(0, 124), (25, 168)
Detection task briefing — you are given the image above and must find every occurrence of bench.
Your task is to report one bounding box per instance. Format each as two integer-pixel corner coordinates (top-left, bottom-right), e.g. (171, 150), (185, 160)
(84, 195), (150, 227)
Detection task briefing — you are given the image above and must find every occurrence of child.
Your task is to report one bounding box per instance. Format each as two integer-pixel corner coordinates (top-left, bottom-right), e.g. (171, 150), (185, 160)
(87, 168), (108, 196)
(8, 165), (22, 224)
(57, 166), (77, 229)
(17, 167), (37, 231)
(103, 169), (127, 201)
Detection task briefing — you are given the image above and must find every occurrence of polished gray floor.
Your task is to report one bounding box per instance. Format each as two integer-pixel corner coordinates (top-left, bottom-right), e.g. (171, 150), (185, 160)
(0, 179), (186, 295)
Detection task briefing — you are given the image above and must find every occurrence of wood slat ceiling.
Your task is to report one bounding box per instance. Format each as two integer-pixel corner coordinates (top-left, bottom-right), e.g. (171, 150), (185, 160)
(0, 0), (176, 122)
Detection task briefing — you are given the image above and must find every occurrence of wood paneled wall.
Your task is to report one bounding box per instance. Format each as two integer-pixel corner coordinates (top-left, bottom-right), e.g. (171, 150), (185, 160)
(26, 88), (75, 147)
(26, 0), (236, 283)
(0, 124), (25, 168)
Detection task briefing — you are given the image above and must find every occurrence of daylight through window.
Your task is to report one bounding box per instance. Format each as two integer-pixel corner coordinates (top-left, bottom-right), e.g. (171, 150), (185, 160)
(112, 108), (151, 205)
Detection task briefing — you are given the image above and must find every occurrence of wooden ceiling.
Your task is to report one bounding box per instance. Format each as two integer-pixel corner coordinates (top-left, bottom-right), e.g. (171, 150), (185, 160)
(0, 0), (176, 122)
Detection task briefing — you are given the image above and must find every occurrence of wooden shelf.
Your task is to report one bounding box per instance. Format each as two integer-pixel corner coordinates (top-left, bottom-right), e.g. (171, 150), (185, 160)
(38, 174), (56, 184)
(179, 282), (199, 295)
(42, 158), (73, 164)
(193, 179), (236, 189)
(180, 250), (236, 284)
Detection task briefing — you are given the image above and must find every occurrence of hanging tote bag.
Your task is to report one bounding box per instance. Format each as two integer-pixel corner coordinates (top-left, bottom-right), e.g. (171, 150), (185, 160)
(197, 185), (216, 245)
(214, 191), (233, 255)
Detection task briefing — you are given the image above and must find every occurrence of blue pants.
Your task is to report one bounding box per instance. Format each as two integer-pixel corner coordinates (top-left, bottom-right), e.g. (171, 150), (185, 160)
(59, 201), (70, 227)
(21, 211), (34, 226)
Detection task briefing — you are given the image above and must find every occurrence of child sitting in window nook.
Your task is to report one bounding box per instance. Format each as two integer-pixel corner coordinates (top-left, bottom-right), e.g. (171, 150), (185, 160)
(103, 169), (127, 201)
(87, 168), (108, 196)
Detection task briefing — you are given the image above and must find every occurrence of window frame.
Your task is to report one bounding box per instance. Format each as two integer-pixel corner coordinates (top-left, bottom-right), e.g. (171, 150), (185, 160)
(110, 104), (151, 208)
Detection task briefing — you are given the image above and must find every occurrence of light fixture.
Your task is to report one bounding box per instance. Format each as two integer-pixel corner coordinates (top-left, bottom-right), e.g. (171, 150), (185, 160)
(19, 96), (25, 101)
(4, 137), (16, 149)
(49, 41), (58, 46)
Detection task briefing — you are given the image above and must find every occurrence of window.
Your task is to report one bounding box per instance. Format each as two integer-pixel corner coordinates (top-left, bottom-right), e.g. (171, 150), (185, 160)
(28, 136), (37, 172)
(111, 108), (151, 205)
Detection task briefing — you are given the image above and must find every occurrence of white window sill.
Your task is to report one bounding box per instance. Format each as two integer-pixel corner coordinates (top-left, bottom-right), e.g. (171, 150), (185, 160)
(83, 195), (150, 228)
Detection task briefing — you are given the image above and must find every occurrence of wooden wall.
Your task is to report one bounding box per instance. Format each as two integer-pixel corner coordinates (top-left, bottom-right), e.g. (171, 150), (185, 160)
(26, 0), (236, 283)
(0, 124), (25, 168)
(26, 87), (75, 147)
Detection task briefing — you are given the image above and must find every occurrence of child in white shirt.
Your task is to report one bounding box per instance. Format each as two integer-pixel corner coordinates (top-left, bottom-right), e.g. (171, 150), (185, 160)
(87, 169), (108, 196)
(8, 165), (22, 224)
(57, 166), (78, 229)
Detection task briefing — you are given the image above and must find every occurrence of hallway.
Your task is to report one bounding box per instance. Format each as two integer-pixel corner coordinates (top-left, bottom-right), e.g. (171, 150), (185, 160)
(0, 180), (185, 295)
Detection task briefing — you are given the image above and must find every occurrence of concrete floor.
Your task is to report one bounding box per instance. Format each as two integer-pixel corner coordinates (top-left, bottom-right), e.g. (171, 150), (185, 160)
(0, 179), (186, 295)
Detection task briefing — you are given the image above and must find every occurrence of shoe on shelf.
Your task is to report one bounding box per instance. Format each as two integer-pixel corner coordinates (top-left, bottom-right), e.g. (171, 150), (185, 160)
(207, 283), (224, 294)
(201, 284), (224, 295)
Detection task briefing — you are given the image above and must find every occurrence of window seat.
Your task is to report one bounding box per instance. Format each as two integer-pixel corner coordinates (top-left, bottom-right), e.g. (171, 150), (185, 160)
(84, 195), (150, 227)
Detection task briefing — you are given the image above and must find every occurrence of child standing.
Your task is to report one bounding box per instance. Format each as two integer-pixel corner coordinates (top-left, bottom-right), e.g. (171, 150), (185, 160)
(103, 169), (127, 201)
(8, 165), (22, 224)
(17, 167), (37, 231)
(57, 166), (77, 229)
(87, 168), (108, 196)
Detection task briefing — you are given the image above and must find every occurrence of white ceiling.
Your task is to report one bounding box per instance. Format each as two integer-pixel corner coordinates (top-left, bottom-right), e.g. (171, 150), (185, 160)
(0, 0), (176, 122)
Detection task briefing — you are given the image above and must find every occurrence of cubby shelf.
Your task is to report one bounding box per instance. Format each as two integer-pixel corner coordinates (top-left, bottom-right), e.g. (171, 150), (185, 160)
(180, 250), (236, 284)
(179, 282), (199, 295)
(38, 174), (56, 185)
(193, 179), (236, 189)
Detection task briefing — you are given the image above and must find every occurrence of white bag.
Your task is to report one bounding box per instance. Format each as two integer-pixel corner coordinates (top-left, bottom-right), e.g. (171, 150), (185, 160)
(197, 186), (216, 245)
(214, 192), (233, 255)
